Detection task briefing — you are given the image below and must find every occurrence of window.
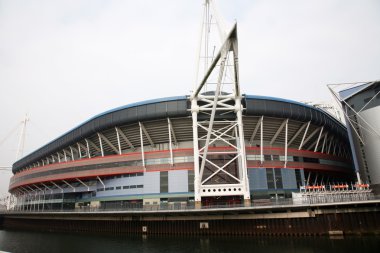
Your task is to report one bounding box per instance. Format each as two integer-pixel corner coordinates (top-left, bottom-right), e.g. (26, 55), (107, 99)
(295, 169), (303, 188)
(264, 155), (272, 161)
(303, 157), (319, 163)
(137, 185), (143, 188)
(188, 170), (194, 192)
(160, 171), (168, 193)
(280, 156), (293, 162)
(123, 186), (130, 189)
(274, 169), (283, 189)
(246, 155), (261, 161)
(116, 186), (121, 190)
(266, 168), (275, 189)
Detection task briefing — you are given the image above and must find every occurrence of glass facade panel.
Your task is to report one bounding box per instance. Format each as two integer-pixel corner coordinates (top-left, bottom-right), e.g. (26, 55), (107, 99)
(274, 169), (283, 189)
(188, 170), (194, 192)
(160, 171), (168, 193)
(266, 168), (274, 189)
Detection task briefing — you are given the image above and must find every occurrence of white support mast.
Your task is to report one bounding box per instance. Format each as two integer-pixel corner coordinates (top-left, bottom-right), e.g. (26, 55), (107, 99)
(16, 114), (29, 160)
(191, 0), (250, 207)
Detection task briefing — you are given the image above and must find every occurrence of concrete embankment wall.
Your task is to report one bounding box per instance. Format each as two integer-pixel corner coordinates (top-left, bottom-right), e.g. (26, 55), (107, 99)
(1, 203), (380, 236)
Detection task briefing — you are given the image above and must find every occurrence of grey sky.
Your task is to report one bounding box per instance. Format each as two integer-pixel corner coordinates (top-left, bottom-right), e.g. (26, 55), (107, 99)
(0, 0), (379, 196)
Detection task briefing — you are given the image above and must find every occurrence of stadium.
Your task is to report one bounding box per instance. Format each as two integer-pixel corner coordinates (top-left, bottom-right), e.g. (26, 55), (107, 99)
(9, 94), (354, 210)
(7, 1), (357, 212)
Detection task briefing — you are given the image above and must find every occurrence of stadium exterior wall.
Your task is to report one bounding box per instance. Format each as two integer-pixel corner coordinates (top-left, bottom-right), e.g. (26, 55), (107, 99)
(9, 95), (354, 210)
(341, 81), (380, 193)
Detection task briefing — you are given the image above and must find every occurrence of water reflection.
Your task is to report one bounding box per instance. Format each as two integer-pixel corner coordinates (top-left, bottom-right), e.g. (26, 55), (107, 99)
(0, 230), (379, 253)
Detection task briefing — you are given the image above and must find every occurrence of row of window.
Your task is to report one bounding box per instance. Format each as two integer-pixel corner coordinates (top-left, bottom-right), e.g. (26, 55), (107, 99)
(104, 173), (144, 180)
(246, 155), (350, 168)
(12, 156), (191, 184)
(12, 154), (350, 186)
(146, 156), (193, 165)
(97, 184), (144, 192)
(247, 154), (292, 162)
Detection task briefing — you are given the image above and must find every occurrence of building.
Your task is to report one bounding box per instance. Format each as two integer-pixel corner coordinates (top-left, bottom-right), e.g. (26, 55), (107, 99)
(9, 94), (354, 210)
(330, 80), (380, 193)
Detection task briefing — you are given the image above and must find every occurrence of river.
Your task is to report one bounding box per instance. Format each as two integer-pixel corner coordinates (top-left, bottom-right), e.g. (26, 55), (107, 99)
(0, 229), (379, 253)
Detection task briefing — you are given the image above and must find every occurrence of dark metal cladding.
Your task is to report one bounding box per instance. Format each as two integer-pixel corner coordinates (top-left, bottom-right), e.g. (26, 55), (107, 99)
(12, 96), (190, 174)
(12, 94), (348, 174)
(244, 95), (347, 139)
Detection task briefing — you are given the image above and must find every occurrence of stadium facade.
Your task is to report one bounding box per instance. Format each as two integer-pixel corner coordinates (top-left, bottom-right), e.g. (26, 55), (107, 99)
(330, 80), (380, 193)
(9, 94), (354, 210)
(7, 1), (358, 211)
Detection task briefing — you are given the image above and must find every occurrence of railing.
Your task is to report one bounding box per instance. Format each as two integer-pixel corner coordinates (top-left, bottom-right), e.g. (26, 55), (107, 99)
(3, 194), (379, 214)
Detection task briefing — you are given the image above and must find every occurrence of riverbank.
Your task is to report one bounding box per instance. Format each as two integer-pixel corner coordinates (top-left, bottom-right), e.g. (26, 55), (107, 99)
(1, 200), (379, 236)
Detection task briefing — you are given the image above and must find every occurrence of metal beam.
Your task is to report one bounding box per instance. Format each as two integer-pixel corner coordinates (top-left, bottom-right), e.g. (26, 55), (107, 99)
(85, 139), (91, 158)
(41, 183), (53, 193)
(76, 178), (90, 191)
(321, 133), (328, 153)
(69, 146), (75, 161)
(50, 181), (63, 193)
(20, 186), (30, 193)
(284, 119), (288, 168)
(270, 119), (288, 145)
(115, 127), (135, 150)
(168, 118), (178, 145)
(139, 122), (146, 169)
(26, 185), (36, 192)
(77, 142), (88, 158)
(86, 138), (101, 153)
(62, 180), (75, 192)
(260, 116), (264, 163)
(298, 122), (311, 150)
(96, 176), (105, 191)
(192, 23), (237, 98)
(288, 122), (308, 147)
(249, 116), (263, 145)
(98, 133), (119, 154)
(63, 149), (68, 162)
(115, 127), (122, 155)
(306, 139), (318, 151)
(327, 136), (333, 154)
(299, 126), (320, 150)
(168, 118), (174, 165)
(139, 122), (155, 147)
(314, 126), (324, 152)
(77, 143), (82, 158)
(33, 184), (43, 191)
(198, 39), (230, 180)
(97, 134), (104, 157)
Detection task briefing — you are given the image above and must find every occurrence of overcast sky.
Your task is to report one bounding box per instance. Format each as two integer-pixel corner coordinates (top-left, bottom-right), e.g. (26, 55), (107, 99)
(0, 0), (379, 197)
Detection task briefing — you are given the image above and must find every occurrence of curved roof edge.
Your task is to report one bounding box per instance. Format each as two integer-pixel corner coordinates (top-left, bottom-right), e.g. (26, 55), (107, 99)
(13, 94), (348, 173)
(13, 96), (189, 173)
(244, 94), (346, 131)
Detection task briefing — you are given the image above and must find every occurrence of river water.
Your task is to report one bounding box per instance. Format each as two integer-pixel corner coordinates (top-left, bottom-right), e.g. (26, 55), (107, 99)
(0, 229), (379, 253)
